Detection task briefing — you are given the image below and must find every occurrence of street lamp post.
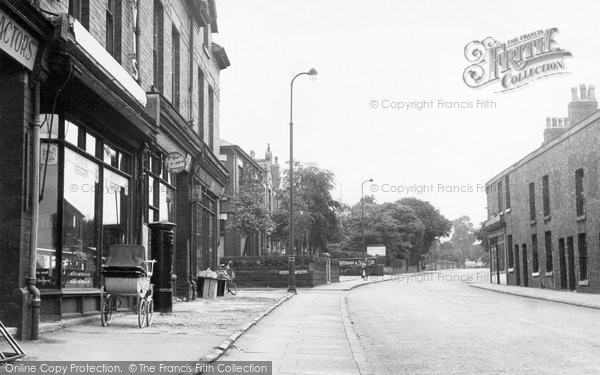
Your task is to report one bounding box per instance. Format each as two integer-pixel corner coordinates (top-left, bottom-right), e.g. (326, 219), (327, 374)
(288, 68), (318, 294)
(361, 179), (373, 256)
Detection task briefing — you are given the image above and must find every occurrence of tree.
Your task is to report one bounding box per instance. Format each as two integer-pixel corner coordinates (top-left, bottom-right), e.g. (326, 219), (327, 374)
(341, 199), (426, 262)
(433, 216), (487, 266)
(398, 197), (452, 265)
(272, 162), (341, 254)
(226, 165), (274, 253)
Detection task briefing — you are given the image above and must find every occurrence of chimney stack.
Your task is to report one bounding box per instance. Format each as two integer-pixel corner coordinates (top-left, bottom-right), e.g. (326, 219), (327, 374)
(250, 150), (256, 158)
(568, 84), (598, 125)
(543, 116), (569, 144)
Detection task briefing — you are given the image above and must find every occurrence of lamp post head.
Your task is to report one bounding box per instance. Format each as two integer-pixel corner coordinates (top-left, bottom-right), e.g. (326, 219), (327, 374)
(308, 68), (318, 76)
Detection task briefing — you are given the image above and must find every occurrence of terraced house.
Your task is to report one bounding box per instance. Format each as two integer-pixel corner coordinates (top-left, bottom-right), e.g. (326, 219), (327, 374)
(0, 0), (229, 339)
(484, 84), (600, 294)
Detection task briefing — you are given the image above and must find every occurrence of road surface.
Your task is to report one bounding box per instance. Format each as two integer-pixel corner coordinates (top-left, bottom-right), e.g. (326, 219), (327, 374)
(348, 269), (600, 374)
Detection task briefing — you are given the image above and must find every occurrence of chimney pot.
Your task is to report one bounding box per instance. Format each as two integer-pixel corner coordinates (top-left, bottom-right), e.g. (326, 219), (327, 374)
(546, 117), (551, 127)
(552, 117), (558, 127)
(580, 84), (588, 100)
(565, 118), (570, 127)
(572, 87), (579, 101)
(589, 85), (596, 100)
(558, 118), (564, 127)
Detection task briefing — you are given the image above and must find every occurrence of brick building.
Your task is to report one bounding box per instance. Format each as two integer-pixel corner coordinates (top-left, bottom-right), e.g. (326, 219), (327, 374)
(219, 143), (280, 257)
(0, 0), (229, 338)
(484, 84), (600, 294)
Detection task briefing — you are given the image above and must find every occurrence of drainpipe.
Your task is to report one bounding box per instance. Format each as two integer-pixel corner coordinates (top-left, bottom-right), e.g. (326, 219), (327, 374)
(135, 0), (142, 85)
(188, 15), (194, 123)
(28, 81), (42, 340)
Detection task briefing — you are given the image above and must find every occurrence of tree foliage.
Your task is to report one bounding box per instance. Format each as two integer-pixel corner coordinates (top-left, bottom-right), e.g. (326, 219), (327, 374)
(272, 162), (341, 253)
(429, 216), (487, 266)
(226, 165), (274, 237)
(339, 197), (450, 265)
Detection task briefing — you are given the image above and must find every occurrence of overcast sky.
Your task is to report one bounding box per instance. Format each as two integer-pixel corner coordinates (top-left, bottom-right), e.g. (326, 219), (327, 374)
(214, 0), (600, 225)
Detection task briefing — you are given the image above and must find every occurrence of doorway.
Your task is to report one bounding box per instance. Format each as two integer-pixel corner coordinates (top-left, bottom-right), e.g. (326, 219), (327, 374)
(567, 236), (576, 291)
(514, 245), (520, 286)
(522, 244), (529, 287)
(558, 238), (567, 290)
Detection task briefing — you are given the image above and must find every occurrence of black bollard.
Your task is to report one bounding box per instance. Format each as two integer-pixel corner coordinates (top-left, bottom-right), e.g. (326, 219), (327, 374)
(148, 221), (176, 313)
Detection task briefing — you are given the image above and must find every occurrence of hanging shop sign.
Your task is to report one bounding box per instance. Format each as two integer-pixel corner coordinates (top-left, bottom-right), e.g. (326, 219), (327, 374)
(164, 152), (185, 174)
(0, 8), (39, 71)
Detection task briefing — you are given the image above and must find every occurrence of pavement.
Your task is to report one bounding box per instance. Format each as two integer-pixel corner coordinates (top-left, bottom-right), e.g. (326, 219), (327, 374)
(8, 276), (386, 365)
(220, 277), (382, 375)
(15, 290), (290, 362)
(469, 278), (600, 309)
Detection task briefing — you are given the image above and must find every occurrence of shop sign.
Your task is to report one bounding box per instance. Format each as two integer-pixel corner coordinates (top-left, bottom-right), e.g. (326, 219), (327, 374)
(40, 144), (58, 165)
(278, 270), (309, 275)
(0, 8), (39, 71)
(165, 152), (185, 174)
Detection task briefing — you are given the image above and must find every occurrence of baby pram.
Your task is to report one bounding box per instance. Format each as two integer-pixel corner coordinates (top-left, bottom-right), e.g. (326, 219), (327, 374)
(100, 245), (156, 328)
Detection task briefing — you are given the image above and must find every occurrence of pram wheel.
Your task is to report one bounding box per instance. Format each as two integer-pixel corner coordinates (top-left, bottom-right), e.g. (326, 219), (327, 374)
(101, 294), (113, 327)
(137, 299), (146, 328)
(146, 298), (154, 327)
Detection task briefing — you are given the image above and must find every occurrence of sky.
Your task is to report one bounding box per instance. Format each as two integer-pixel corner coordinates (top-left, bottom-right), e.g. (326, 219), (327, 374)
(213, 0), (600, 225)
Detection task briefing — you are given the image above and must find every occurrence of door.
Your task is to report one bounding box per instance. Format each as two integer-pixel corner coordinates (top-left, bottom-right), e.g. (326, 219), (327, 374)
(558, 238), (567, 289)
(567, 236), (576, 291)
(522, 244), (529, 287)
(514, 245), (520, 286)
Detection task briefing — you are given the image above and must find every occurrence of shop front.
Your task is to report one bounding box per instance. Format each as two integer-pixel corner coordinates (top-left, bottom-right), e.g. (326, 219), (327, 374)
(146, 93), (227, 301)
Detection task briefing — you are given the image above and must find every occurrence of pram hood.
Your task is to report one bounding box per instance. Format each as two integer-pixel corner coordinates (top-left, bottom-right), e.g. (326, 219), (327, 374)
(105, 244), (147, 269)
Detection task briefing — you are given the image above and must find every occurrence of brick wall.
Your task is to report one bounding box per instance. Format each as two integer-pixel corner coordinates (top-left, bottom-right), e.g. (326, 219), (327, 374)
(486, 104), (600, 293)
(0, 61), (31, 327)
(38, 0), (224, 157)
(220, 255), (341, 288)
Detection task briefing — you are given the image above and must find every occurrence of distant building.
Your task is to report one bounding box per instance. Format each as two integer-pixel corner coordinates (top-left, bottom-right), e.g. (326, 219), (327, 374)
(484, 84), (600, 293)
(219, 143), (280, 257)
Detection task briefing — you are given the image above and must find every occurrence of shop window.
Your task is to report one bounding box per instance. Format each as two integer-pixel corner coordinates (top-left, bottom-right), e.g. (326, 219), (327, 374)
(159, 182), (174, 222)
(532, 234), (539, 273)
(85, 133), (97, 157)
(575, 168), (585, 216)
(542, 175), (550, 216)
(62, 148), (99, 288)
(146, 153), (175, 224)
(528, 182), (536, 221)
(545, 231), (553, 272)
(103, 144), (118, 168)
(64, 121), (79, 145)
(40, 115), (59, 139)
(36, 140), (59, 288)
(578, 233), (588, 280)
(102, 169), (129, 262)
(37, 115), (133, 290)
